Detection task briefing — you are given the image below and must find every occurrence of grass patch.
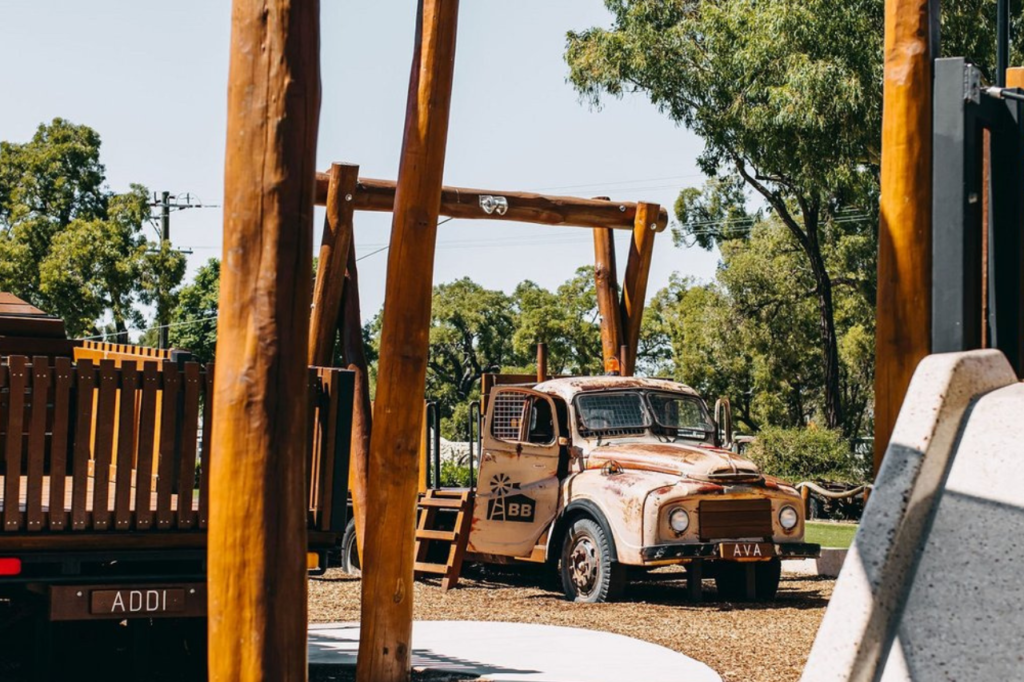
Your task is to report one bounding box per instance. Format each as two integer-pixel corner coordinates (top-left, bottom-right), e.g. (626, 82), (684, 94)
(805, 521), (858, 549)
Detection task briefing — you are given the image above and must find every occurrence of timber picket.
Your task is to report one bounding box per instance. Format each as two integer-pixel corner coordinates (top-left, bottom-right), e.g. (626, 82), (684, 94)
(91, 360), (118, 530)
(70, 361), (95, 531)
(25, 358), (50, 531)
(155, 361), (179, 529)
(2, 359), (21, 531)
(176, 362), (201, 529)
(114, 363), (138, 530)
(198, 363), (213, 529)
(48, 358), (71, 530)
(134, 362), (160, 530)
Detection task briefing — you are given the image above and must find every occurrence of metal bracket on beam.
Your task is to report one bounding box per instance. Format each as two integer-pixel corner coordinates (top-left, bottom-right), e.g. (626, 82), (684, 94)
(479, 195), (508, 216)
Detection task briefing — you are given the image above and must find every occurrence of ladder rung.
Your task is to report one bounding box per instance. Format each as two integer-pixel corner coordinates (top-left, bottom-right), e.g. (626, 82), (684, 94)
(416, 529), (458, 542)
(414, 561), (448, 575)
(418, 497), (463, 509)
(430, 489), (471, 498)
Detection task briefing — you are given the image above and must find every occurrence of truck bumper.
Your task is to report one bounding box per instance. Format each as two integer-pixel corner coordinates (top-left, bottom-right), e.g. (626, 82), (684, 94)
(640, 542), (821, 562)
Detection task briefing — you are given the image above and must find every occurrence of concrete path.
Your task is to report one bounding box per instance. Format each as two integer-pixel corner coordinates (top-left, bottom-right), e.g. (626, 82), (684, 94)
(309, 620), (722, 682)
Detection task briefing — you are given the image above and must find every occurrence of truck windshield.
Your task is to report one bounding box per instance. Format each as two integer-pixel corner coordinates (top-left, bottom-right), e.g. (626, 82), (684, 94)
(575, 392), (649, 432)
(645, 393), (711, 436)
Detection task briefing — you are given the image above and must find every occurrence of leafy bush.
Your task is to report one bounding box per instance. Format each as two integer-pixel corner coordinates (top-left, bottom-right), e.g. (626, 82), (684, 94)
(746, 426), (864, 484)
(440, 460), (473, 488)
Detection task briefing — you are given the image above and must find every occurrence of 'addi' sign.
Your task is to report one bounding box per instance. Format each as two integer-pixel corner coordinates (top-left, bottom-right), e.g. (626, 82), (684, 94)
(91, 588), (186, 615)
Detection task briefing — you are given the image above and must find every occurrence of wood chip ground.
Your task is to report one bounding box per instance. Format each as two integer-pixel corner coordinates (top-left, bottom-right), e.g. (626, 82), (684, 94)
(310, 565), (834, 682)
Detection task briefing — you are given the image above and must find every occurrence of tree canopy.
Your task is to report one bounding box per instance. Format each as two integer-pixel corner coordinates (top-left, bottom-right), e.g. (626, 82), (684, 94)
(0, 119), (185, 338)
(566, 0), (883, 433)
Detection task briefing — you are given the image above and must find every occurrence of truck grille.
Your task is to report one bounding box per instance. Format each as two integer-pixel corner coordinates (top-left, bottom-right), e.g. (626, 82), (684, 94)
(697, 498), (772, 540)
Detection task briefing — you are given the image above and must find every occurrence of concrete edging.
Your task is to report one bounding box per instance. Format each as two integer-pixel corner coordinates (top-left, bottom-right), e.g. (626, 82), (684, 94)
(782, 548), (848, 578)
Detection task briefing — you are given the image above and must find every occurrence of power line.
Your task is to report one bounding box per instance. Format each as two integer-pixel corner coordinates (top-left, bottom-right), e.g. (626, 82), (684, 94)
(80, 312), (218, 342)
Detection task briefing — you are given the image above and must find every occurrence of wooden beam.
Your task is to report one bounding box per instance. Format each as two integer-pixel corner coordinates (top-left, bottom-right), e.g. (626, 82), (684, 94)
(208, 1), (320, 680)
(314, 174), (670, 232)
(339, 242), (372, 561)
(619, 202), (659, 376)
(536, 342), (548, 382)
(874, 0), (934, 475)
(593, 217), (624, 373)
(356, 2), (459, 681)
(309, 162), (359, 366)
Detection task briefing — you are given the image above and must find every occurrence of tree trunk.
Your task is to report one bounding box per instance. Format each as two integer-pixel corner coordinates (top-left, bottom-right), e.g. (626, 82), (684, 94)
(806, 246), (844, 431)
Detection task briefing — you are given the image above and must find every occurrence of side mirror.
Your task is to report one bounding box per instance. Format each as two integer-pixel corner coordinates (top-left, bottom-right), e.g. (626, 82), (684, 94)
(714, 397), (733, 449)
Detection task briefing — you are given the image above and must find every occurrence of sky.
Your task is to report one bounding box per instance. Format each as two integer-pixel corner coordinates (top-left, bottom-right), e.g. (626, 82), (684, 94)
(0, 1), (718, 328)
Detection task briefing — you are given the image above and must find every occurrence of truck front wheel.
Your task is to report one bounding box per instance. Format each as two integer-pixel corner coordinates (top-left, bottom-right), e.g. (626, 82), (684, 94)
(559, 518), (625, 603)
(340, 517), (361, 577)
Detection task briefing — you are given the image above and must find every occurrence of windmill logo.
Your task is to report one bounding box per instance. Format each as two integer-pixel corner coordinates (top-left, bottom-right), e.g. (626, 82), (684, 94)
(486, 473), (535, 523)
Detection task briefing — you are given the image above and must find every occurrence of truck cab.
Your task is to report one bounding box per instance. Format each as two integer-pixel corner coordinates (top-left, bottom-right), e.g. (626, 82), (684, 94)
(468, 376), (820, 602)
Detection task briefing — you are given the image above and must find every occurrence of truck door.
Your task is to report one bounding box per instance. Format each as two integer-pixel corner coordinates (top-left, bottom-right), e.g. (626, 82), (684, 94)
(469, 387), (561, 557)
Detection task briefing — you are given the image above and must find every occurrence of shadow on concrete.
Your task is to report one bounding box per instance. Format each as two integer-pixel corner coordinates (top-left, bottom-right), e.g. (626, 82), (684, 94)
(308, 625), (540, 677)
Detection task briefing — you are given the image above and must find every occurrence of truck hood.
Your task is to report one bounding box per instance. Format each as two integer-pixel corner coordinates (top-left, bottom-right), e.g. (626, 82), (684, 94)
(584, 442), (763, 485)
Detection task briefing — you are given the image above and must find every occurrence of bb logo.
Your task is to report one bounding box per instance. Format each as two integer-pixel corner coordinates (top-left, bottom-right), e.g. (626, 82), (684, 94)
(486, 473), (536, 523)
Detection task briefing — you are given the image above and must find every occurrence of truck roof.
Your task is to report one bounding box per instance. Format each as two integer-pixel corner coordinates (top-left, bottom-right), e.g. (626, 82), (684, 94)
(532, 375), (701, 402)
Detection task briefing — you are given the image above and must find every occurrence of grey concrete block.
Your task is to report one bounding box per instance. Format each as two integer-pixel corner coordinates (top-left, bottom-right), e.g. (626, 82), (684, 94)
(801, 350), (1018, 682)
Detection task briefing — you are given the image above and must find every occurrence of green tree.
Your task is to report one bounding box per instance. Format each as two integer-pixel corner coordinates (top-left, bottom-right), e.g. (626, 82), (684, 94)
(0, 119), (185, 337)
(427, 277), (516, 404)
(168, 259), (220, 363)
(37, 185), (181, 340)
(511, 268), (604, 376)
(646, 218), (875, 437)
(0, 118), (107, 303)
(566, 0), (884, 430)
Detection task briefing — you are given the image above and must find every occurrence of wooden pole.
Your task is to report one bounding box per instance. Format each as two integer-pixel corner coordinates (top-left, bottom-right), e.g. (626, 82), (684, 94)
(357, 2), (459, 681)
(536, 342), (548, 382)
(313, 174), (670, 231)
(874, 0), (934, 475)
(339, 242), (371, 560)
(309, 162), (359, 366)
(619, 202), (659, 375)
(209, 1), (320, 680)
(619, 344), (630, 378)
(592, 195), (625, 374)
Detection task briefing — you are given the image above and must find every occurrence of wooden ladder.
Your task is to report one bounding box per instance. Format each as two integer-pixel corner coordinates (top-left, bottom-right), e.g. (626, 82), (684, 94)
(414, 489), (473, 591)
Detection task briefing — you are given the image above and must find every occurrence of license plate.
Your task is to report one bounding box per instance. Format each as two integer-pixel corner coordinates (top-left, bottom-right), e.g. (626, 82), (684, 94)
(90, 588), (186, 616)
(719, 542), (775, 560)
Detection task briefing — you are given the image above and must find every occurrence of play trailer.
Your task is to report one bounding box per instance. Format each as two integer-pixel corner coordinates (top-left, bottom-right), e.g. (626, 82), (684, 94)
(0, 295), (352, 629)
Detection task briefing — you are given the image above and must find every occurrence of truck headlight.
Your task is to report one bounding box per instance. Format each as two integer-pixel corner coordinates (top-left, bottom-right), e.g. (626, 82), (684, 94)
(669, 508), (690, 534)
(779, 505), (799, 531)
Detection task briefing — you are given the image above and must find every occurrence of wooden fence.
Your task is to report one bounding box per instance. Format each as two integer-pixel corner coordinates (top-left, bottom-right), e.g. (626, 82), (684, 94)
(0, 356), (352, 537)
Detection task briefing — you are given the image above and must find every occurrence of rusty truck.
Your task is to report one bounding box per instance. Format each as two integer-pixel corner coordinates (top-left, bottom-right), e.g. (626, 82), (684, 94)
(342, 373), (820, 602)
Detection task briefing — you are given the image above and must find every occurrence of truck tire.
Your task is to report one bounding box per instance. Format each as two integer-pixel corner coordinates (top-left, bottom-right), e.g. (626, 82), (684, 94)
(559, 518), (625, 603)
(714, 558), (781, 600)
(340, 518), (361, 577)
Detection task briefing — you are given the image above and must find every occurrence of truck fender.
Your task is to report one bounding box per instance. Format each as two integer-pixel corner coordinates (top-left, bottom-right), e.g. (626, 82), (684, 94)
(546, 499), (620, 565)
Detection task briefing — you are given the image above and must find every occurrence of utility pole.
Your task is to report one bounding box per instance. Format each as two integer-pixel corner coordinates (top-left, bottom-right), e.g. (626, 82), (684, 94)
(148, 191), (204, 349)
(159, 191), (171, 349)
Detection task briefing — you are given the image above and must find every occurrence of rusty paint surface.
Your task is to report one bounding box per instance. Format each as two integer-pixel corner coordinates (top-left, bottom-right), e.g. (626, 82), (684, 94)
(534, 376), (699, 403)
